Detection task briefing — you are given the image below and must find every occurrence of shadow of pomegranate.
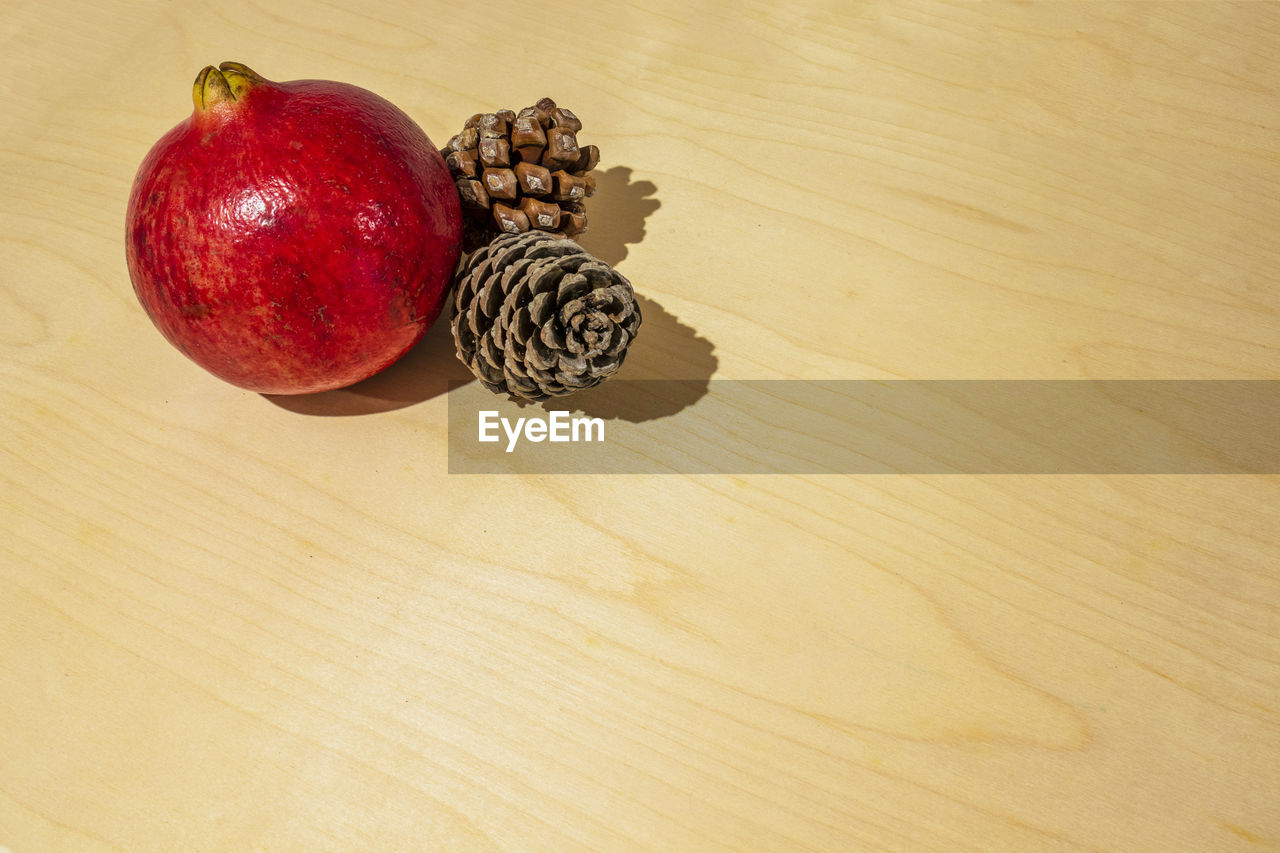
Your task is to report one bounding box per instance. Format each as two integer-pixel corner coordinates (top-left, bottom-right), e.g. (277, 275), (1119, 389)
(263, 313), (469, 416)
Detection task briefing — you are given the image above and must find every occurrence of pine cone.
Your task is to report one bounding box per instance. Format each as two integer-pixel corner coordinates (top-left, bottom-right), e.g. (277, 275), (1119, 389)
(452, 231), (641, 401)
(441, 97), (599, 248)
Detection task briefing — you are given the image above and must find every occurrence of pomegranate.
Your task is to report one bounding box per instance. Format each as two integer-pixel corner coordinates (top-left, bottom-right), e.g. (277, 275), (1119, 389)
(126, 62), (462, 394)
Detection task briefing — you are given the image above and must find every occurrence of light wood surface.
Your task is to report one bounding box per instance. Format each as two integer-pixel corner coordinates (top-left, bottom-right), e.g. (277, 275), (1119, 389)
(3, 1), (1279, 850)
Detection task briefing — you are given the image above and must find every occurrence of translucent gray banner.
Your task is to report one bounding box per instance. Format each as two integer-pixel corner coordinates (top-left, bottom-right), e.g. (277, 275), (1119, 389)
(447, 380), (1280, 474)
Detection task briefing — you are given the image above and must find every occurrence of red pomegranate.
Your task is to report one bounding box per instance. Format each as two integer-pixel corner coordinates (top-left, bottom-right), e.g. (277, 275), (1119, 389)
(126, 62), (462, 394)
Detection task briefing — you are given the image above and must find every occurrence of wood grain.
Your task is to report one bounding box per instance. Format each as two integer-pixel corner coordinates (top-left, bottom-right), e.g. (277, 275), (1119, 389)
(2, 1), (1278, 850)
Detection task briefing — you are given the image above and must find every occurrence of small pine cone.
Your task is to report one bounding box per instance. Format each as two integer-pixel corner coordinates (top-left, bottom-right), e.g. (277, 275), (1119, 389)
(452, 231), (641, 401)
(441, 97), (599, 247)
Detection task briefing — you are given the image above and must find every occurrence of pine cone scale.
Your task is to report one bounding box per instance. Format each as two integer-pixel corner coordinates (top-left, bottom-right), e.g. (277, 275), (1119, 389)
(540, 319), (566, 351)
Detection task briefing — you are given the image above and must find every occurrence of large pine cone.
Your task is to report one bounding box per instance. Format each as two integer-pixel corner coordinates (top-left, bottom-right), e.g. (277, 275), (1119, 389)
(452, 231), (641, 401)
(441, 97), (599, 248)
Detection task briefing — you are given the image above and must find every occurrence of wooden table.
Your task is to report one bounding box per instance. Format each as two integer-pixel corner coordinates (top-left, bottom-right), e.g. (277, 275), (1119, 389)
(3, 2), (1278, 849)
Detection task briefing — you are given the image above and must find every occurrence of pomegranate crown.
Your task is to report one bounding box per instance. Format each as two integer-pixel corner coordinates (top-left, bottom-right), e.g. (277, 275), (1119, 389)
(192, 61), (264, 112)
